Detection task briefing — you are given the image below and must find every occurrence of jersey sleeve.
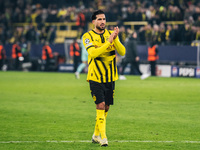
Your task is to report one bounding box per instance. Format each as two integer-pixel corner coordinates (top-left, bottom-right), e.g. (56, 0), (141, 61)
(113, 35), (126, 56)
(82, 33), (95, 52)
(82, 32), (111, 58)
(107, 30), (125, 56)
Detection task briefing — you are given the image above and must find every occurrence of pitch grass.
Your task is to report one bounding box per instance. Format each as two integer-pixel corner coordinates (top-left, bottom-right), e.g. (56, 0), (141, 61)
(0, 71), (200, 150)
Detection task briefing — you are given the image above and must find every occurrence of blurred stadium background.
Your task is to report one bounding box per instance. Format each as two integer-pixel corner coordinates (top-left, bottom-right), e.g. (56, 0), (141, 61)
(0, 0), (200, 77)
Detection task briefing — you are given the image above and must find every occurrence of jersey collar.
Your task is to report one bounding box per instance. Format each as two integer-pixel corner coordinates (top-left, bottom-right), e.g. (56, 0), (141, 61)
(92, 29), (106, 35)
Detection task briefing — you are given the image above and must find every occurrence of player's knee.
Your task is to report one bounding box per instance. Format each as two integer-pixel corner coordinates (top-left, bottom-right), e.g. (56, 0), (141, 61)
(105, 105), (110, 112)
(96, 102), (105, 110)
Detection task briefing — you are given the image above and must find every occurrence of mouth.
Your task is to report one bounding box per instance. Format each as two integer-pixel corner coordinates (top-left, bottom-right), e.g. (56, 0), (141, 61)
(97, 24), (106, 30)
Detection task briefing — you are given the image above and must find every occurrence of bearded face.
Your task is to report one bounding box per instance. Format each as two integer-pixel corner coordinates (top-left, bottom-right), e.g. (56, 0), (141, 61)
(93, 14), (106, 31)
(96, 23), (106, 31)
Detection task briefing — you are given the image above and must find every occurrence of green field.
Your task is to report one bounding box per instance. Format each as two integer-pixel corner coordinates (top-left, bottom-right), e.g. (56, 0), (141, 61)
(0, 71), (200, 150)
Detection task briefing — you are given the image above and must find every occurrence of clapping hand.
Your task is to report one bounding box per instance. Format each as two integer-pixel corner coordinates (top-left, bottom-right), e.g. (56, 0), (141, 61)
(109, 26), (119, 43)
(113, 26), (119, 39)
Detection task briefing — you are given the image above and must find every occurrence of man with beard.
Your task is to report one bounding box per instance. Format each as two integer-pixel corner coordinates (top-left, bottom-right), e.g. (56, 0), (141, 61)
(82, 10), (126, 146)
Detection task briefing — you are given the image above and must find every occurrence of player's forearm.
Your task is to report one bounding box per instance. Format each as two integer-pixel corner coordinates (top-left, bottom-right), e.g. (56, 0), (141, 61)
(113, 38), (126, 56)
(88, 41), (110, 58)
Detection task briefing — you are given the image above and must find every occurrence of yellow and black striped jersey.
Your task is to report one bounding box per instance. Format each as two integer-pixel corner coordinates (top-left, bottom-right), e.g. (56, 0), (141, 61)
(82, 29), (126, 83)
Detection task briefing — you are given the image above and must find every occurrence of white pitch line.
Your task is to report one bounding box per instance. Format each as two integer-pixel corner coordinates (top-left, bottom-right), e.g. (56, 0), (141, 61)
(0, 140), (200, 144)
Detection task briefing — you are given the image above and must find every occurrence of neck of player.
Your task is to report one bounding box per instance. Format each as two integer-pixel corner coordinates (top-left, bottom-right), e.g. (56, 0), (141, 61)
(94, 28), (104, 34)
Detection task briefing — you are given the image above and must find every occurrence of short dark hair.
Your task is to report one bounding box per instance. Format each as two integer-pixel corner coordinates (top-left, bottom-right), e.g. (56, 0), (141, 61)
(91, 10), (105, 20)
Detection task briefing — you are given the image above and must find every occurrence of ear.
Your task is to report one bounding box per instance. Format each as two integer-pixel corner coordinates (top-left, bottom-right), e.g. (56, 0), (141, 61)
(92, 20), (95, 25)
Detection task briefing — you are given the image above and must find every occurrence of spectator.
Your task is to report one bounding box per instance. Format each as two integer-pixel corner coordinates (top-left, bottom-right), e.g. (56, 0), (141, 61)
(35, 8), (43, 24)
(118, 26), (128, 45)
(194, 15), (200, 27)
(21, 37), (30, 62)
(194, 26), (200, 40)
(172, 24), (181, 44)
(165, 24), (173, 44)
(0, 24), (8, 44)
(159, 23), (166, 44)
(138, 26), (146, 44)
(158, 6), (167, 21)
(12, 40), (23, 70)
(166, 5), (174, 21)
(125, 6), (136, 21)
(39, 26), (47, 44)
(46, 4), (58, 22)
(77, 27), (84, 40)
(57, 6), (67, 22)
(84, 8), (93, 31)
(193, 6), (200, 21)
(70, 38), (81, 72)
(67, 6), (76, 22)
(181, 23), (193, 45)
(137, 7), (147, 21)
(76, 10), (86, 30)
(148, 6), (161, 25)
(24, 9), (32, 23)
(173, 6), (183, 21)
(0, 41), (6, 70)
(145, 24), (152, 43)
(4, 8), (12, 24)
(41, 9), (48, 23)
(26, 23), (36, 43)
(42, 41), (54, 71)
(46, 26), (56, 44)
(152, 24), (161, 44)
(146, 5), (156, 21)
(147, 41), (159, 76)
(12, 7), (25, 23)
(184, 7), (193, 21)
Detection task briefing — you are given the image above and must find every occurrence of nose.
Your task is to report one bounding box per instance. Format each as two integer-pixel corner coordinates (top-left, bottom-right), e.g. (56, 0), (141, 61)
(101, 20), (105, 24)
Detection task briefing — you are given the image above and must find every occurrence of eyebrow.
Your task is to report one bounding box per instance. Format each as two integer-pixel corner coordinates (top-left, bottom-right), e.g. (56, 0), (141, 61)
(97, 18), (106, 20)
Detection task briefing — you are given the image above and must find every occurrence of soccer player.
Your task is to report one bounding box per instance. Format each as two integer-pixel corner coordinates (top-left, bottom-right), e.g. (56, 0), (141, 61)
(82, 10), (126, 146)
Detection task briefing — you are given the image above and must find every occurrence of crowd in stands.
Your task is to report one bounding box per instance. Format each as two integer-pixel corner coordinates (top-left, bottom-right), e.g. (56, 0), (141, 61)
(0, 0), (200, 45)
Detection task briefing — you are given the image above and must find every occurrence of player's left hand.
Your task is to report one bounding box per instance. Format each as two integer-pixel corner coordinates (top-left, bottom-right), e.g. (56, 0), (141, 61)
(113, 26), (119, 39)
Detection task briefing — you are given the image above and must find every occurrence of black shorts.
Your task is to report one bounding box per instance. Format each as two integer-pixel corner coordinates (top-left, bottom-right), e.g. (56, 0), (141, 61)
(89, 80), (115, 105)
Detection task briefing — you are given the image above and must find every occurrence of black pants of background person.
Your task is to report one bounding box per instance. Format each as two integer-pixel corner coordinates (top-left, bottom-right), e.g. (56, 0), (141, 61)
(14, 58), (22, 70)
(130, 61), (142, 75)
(0, 59), (4, 70)
(44, 60), (51, 71)
(121, 59), (142, 75)
(73, 56), (80, 72)
(149, 61), (156, 76)
(43, 58), (56, 71)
